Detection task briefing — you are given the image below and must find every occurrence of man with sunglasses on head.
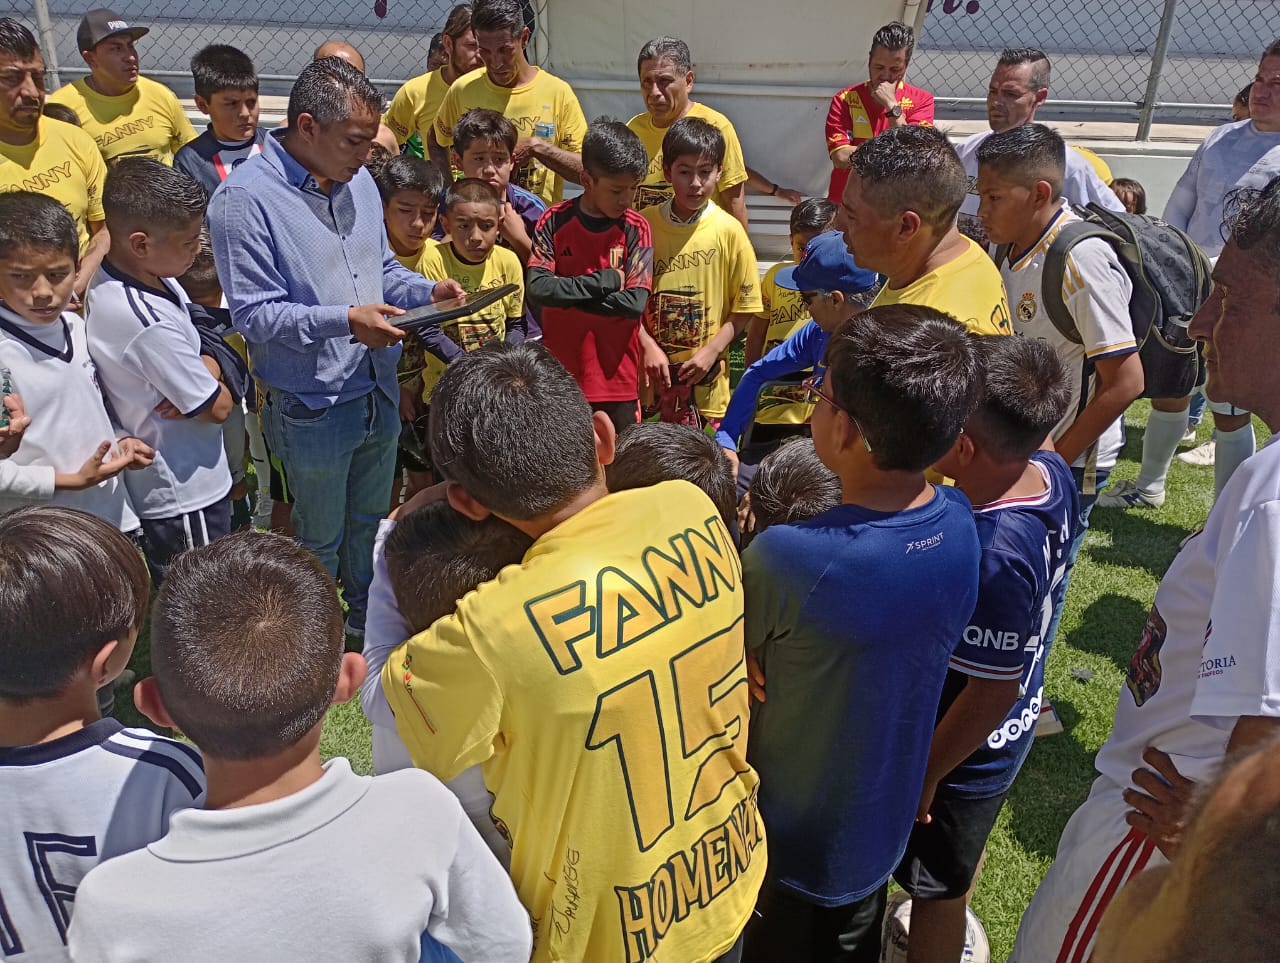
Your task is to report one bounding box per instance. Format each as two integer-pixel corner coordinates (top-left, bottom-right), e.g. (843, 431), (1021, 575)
(0, 18), (109, 302)
(714, 230), (878, 486)
(741, 302), (983, 962)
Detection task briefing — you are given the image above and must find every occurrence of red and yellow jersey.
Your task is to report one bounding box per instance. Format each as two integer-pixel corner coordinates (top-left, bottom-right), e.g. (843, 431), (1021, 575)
(384, 481), (765, 963)
(824, 80), (934, 201)
(643, 201), (763, 419)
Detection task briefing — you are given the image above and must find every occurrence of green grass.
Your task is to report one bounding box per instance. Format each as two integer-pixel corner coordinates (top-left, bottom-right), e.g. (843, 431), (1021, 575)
(113, 400), (1266, 963)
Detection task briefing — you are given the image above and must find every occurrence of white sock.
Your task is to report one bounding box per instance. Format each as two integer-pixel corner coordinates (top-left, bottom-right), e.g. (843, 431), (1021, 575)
(1214, 422), (1256, 496)
(1137, 408), (1189, 494)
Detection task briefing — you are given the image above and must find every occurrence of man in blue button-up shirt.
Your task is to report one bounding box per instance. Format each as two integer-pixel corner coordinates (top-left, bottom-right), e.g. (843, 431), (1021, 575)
(209, 57), (464, 635)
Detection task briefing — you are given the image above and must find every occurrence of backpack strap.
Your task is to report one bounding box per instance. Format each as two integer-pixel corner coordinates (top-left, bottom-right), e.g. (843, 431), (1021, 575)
(1041, 221), (1124, 346)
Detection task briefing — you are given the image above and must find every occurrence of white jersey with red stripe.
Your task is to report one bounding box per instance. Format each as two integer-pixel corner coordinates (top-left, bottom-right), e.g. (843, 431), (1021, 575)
(1013, 435), (1280, 962)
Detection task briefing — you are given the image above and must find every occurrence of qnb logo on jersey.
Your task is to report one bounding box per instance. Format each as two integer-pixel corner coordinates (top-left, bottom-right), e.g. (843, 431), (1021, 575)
(987, 688), (1043, 749)
(1199, 653), (1237, 679)
(962, 625), (1022, 651)
(905, 531), (944, 554)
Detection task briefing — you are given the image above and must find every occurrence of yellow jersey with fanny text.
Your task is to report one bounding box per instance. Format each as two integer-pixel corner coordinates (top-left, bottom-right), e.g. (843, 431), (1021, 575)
(643, 200), (763, 419)
(751, 260), (816, 426)
(870, 235), (1012, 336)
(414, 240), (524, 401)
(434, 67), (587, 206)
(49, 76), (196, 165)
(626, 102), (749, 212)
(0, 118), (105, 254)
(383, 480), (766, 963)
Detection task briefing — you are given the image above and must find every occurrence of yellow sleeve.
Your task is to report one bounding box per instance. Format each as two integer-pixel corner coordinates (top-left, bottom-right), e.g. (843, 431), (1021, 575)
(758, 264), (781, 319)
(166, 88), (198, 153)
(415, 242), (447, 280)
(383, 79), (419, 144)
(500, 249), (525, 316)
(717, 121), (748, 192)
(557, 84), (588, 153)
(80, 132), (106, 223)
(727, 222), (764, 314)
(434, 82), (461, 147)
(381, 615), (504, 780)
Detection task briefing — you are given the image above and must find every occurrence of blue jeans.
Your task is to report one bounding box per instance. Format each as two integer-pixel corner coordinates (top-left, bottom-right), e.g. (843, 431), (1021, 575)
(262, 387), (399, 631)
(1043, 466), (1111, 650)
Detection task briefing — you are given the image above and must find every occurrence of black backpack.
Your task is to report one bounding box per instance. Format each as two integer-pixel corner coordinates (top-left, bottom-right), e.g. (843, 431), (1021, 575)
(1036, 203), (1211, 399)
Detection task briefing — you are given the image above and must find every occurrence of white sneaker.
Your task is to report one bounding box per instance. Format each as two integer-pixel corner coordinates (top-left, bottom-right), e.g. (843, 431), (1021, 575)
(879, 891), (992, 963)
(1176, 439), (1216, 466)
(1096, 480), (1166, 509)
(1179, 426), (1199, 445)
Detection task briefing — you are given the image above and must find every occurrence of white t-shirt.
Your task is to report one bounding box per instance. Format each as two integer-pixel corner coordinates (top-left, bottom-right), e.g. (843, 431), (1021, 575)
(67, 758), (532, 963)
(0, 719), (203, 961)
(955, 128), (1125, 226)
(1095, 435), (1280, 788)
(84, 262), (231, 519)
(0, 305), (138, 530)
(1164, 120), (1280, 255)
(1003, 203), (1136, 472)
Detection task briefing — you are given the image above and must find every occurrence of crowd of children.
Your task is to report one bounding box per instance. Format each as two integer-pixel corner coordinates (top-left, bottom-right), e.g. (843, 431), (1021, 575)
(0, 2), (1275, 961)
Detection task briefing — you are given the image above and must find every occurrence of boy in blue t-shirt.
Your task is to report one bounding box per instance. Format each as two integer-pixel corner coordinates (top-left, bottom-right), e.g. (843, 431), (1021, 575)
(741, 303), (983, 962)
(891, 335), (1079, 962)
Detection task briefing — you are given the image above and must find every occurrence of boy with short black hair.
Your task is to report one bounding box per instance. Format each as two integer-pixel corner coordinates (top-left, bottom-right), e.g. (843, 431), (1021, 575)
(0, 505), (205, 962)
(0, 191), (151, 525)
(526, 119), (653, 436)
(604, 420), (737, 529)
(642, 116), (763, 425)
(891, 334), (1077, 963)
(374, 154), (448, 269)
(86, 157), (234, 582)
(451, 107), (547, 263)
(976, 122), (1143, 650)
(175, 44), (268, 197)
(68, 530), (532, 962)
(742, 304), (982, 961)
(746, 438), (841, 534)
(383, 341), (765, 963)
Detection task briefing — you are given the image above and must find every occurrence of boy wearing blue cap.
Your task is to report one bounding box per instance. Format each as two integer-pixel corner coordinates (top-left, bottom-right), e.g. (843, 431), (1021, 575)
(715, 230), (879, 479)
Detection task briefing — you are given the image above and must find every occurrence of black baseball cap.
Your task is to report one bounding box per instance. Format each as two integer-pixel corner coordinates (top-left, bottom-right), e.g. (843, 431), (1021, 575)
(77, 8), (149, 52)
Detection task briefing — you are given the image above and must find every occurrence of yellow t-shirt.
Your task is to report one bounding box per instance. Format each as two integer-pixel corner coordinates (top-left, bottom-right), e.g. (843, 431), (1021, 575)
(0, 118), (105, 254)
(384, 69), (452, 147)
(434, 67), (587, 206)
(752, 261), (816, 426)
(48, 76), (197, 165)
(627, 102), (750, 212)
(415, 240), (524, 401)
(383, 481), (765, 963)
(644, 201), (763, 419)
(871, 236), (1012, 336)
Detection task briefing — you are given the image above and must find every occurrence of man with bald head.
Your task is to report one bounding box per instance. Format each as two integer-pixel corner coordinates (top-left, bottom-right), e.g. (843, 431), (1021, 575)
(1012, 175), (1280, 962)
(314, 40), (364, 72)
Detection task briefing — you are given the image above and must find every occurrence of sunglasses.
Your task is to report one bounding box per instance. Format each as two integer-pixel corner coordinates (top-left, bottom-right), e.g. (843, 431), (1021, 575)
(800, 290), (832, 307)
(802, 373), (872, 453)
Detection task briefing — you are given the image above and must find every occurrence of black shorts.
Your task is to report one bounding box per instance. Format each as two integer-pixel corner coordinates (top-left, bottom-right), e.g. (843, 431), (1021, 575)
(139, 497), (232, 585)
(892, 789), (1007, 901)
(397, 411), (433, 474)
(592, 399), (640, 438)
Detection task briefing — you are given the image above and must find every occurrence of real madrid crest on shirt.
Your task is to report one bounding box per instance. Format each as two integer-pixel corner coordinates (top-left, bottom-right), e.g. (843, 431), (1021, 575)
(1017, 290), (1037, 323)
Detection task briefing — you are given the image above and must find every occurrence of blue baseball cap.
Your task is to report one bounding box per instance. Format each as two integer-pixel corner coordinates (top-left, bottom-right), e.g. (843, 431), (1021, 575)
(775, 230), (878, 294)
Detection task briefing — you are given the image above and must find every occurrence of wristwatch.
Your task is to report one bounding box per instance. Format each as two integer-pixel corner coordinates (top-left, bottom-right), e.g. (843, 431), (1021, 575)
(886, 104), (903, 119)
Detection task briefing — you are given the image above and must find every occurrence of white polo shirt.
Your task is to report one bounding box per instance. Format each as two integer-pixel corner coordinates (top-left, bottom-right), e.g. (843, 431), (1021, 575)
(0, 304), (139, 531)
(84, 262), (230, 519)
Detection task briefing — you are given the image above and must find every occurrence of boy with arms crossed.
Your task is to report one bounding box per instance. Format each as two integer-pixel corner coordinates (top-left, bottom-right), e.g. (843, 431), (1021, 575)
(742, 304), (982, 962)
(0, 506), (204, 961)
(526, 120), (653, 436)
(69, 531), (531, 962)
(383, 341), (764, 963)
(893, 335), (1077, 963)
(85, 158), (234, 580)
(643, 117), (762, 426)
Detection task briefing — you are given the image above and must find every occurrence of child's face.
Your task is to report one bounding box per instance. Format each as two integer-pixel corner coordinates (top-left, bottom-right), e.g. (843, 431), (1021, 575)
(790, 229), (820, 265)
(0, 245), (76, 324)
(665, 154), (721, 215)
(582, 171), (643, 221)
(444, 200), (500, 263)
(975, 167), (1038, 246)
(139, 218), (204, 279)
(457, 138), (514, 192)
(196, 86), (259, 143)
(383, 189), (439, 257)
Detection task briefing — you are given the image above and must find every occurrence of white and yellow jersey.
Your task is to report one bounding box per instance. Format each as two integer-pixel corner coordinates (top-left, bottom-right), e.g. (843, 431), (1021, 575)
(384, 481), (765, 963)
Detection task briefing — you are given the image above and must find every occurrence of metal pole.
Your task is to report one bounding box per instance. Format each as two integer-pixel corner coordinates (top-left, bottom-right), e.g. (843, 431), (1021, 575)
(1137, 0), (1179, 141)
(31, 0), (61, 90)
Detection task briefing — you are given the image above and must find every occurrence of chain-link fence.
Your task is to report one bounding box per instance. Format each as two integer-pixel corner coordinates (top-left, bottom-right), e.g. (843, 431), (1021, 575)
(4, 0), (1264, 137)
(910, 0), (1263, 133)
